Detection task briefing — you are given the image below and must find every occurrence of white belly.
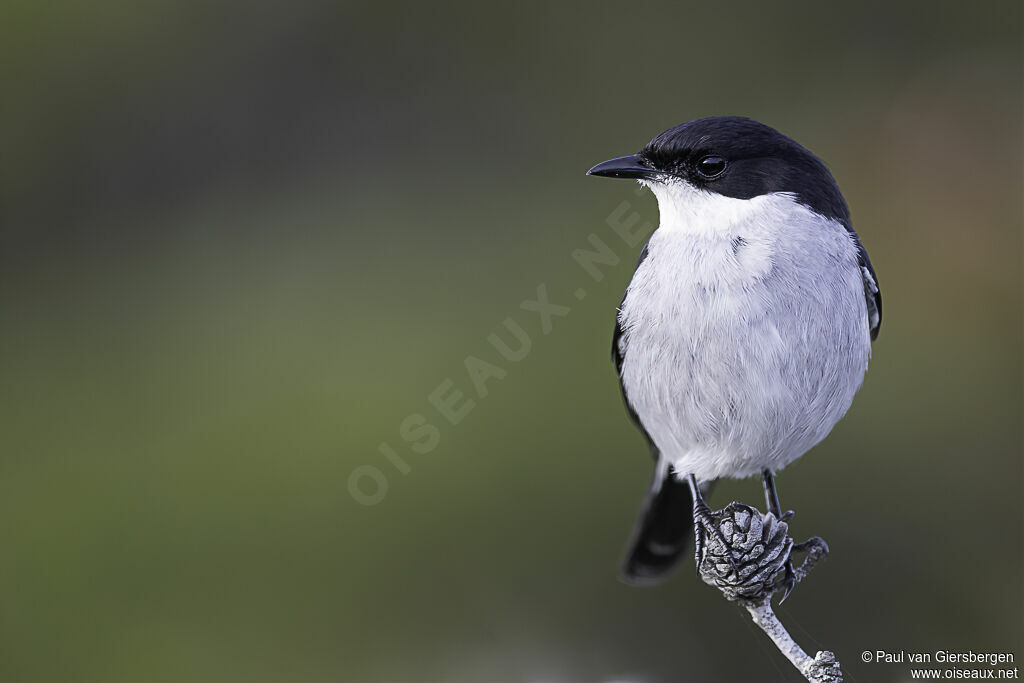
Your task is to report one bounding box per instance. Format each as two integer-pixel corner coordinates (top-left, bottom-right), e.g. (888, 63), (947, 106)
(618, 191), (871, 481)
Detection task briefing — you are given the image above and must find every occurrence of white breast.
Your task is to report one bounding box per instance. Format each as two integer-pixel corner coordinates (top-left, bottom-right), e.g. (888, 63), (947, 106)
(618, 182), (871, 481)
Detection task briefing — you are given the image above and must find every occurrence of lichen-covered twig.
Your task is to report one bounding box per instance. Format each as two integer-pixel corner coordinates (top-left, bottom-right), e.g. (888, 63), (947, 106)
(696, 501), (842, 683)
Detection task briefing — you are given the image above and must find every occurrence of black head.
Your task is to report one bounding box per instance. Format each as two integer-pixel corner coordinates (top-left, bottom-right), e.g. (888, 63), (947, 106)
(588, 116), (850, 225)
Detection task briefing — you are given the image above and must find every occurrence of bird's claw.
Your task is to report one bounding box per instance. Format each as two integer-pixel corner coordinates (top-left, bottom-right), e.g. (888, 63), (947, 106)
(772, 506), (795, 601)
(777, 558), (796, 604)
(693, 501), (740, 577)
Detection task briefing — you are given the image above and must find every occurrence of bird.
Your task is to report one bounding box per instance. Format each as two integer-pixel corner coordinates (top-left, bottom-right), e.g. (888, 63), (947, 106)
(586, 116), (881, 596)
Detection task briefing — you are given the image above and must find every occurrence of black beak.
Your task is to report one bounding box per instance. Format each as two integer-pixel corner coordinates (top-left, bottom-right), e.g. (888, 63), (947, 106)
(586, 154), (656, 180)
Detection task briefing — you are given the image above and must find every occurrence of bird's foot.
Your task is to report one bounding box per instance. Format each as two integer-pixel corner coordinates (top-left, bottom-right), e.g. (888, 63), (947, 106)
(774, 509), (796, 604)
(693, 499), (739, 577)
(774, 536), (830, 603)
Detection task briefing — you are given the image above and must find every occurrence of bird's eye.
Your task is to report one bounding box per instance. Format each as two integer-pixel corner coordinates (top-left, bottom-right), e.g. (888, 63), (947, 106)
(695, 155), (727, 179)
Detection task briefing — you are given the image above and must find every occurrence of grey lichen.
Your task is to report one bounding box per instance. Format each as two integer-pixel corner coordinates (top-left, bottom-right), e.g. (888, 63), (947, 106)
(805, 650), (843, 683)
(696, 501), (842, 683)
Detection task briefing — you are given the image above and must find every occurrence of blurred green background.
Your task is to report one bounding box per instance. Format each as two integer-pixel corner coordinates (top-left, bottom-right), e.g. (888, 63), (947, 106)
(2, 2), (1021, 682)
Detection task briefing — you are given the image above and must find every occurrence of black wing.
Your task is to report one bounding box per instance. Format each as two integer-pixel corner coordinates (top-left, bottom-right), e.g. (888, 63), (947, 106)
(859, 244), (882, 341)
(845, 229), (881, 341)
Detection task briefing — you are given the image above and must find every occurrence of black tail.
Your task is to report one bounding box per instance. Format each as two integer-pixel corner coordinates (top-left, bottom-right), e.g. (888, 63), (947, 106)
(621, 464), (709, 586)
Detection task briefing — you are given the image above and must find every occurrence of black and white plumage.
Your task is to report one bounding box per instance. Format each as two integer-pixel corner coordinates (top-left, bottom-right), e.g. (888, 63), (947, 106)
(588, 117), (881, 585)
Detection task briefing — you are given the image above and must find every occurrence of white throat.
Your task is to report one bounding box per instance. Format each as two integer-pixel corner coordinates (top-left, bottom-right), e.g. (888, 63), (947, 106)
(642, 179), (797, 237)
